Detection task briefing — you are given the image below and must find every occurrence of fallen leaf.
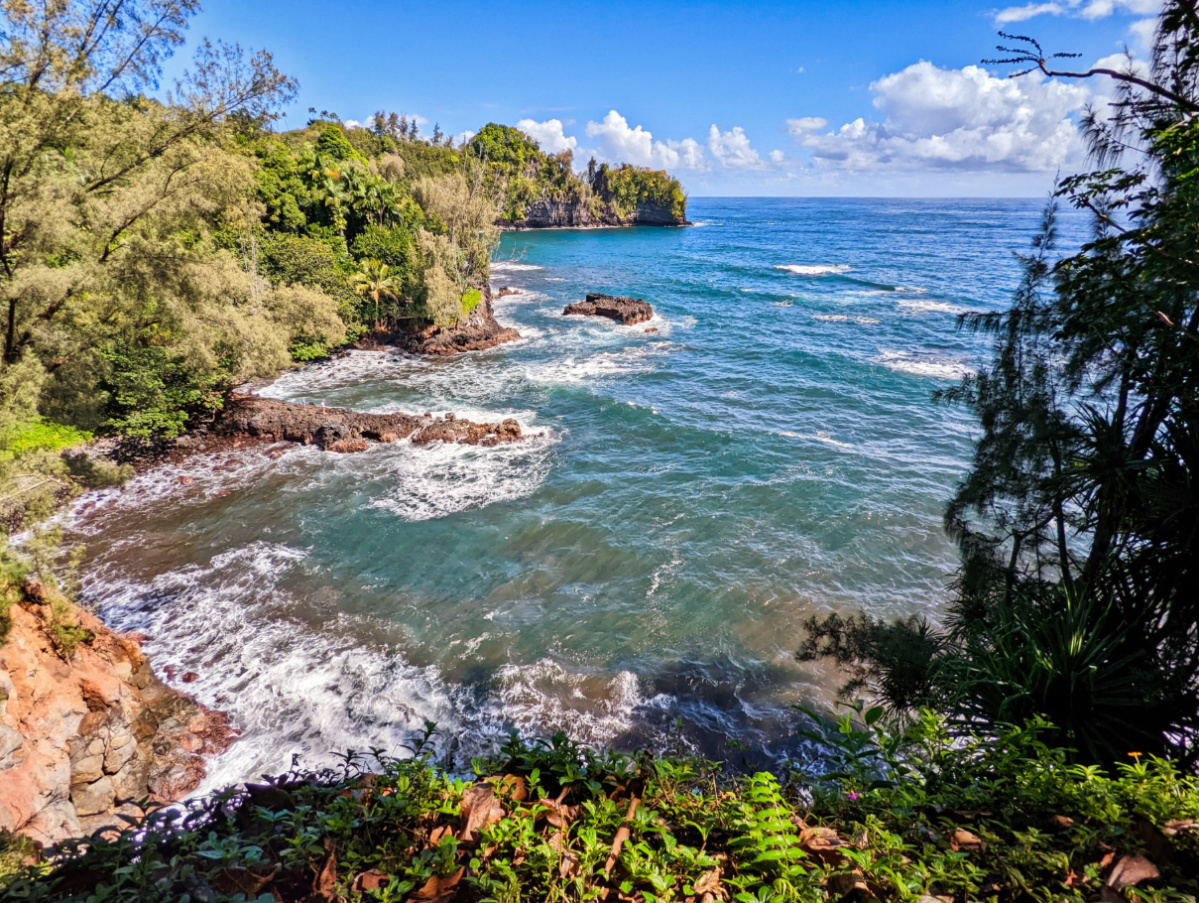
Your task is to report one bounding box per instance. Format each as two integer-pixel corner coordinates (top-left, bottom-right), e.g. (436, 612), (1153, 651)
(559, 851), (582, 879)
(1106, 854), (1160, 888)
(693, 868), (724, 898)
(312, 848), (336, 898)
(826, 870), (877, 901)
(1049, 815), (1075, 830)
(429, 825), (453, 846)
(801, 826), (847, 866)
(949, 828), (985, 853)
(411, 867), (465, 903)
(460, 784), (505, 842)
(352, 870), (391, 892)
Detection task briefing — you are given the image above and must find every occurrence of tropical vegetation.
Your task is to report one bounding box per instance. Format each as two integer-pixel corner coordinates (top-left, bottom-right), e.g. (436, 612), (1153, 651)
(799, 0), (1199, 767)
(2, 713), (1197, 902)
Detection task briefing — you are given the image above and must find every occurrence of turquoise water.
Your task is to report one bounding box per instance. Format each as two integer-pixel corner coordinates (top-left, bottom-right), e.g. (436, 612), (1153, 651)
(68, 197), (1086, 787)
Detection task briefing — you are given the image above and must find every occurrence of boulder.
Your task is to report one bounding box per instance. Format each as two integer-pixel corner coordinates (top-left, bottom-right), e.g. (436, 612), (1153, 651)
(563, 293), (654, 326)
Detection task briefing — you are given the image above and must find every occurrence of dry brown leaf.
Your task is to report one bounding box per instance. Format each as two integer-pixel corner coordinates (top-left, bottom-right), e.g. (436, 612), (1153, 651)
(1106, 854), (1160, 888)
(559, 850), (582, 880)
(801, 826), (848, 866)
(693, 868), (724, 898)
(604, 797), (641, 876)
(949, 828), (985, 853)
(460, 784), (505, 842)
(411, 867), (466, 903)
(352, 870), (392, 892)
(1049, 815), (1075, 830)
(312, 848), (337, 899)
(825, 871), (877, 902)
(429, 825), (454, 846)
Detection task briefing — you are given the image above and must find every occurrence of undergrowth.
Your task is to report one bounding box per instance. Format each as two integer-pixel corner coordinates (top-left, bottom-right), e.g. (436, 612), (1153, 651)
(1, 713), (1196, 903)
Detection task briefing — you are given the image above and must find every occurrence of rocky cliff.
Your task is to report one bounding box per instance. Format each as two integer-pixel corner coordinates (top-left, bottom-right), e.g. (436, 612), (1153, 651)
(499, 199), (686, 230)
(0, 583), (232, 845)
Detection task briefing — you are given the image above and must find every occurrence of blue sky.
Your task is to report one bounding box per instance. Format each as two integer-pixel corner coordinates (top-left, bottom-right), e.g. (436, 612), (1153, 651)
(167, 0), (1160, 197)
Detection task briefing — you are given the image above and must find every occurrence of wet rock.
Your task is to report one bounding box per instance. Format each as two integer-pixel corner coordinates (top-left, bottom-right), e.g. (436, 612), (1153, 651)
(216, 396), (525, 453)
(563, 293), (654, 325)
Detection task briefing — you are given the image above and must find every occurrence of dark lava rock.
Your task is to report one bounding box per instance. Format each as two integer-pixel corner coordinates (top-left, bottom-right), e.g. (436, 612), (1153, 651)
(217, 395), (523, 452)
(563, 293), (654, 326)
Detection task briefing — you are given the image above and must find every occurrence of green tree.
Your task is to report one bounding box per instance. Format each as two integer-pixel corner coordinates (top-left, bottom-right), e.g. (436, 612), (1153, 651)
(347, 258), (401, 324)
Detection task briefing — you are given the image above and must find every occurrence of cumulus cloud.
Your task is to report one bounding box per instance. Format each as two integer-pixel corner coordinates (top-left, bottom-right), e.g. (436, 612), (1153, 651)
(707, 125), (772, 170)
(517, 118), (577, 154)
(786, 61), (1089, 173)
(583, 110), (708, 171)
(993, 0), (1161, 25)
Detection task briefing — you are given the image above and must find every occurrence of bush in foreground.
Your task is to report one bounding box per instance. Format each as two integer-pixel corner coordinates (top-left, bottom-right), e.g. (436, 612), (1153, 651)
(2, 712), (1197, 903)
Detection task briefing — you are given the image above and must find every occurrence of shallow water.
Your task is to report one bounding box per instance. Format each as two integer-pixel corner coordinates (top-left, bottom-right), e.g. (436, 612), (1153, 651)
(67, 197), (1088, 789)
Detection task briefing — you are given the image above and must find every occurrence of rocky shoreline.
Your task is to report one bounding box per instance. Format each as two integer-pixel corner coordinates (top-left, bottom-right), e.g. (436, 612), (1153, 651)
(0, 281), (541, 848)
(1, 583), (233, 845)
(355, 284), (520, 356)
(216, 394), (523, 452)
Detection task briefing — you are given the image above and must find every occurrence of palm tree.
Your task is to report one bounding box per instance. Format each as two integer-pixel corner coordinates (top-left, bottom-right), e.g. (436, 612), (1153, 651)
(348, 259), (400, 325)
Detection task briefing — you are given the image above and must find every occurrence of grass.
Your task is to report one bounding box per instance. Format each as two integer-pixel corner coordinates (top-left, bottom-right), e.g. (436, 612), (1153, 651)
(1, 712), (1197, 903)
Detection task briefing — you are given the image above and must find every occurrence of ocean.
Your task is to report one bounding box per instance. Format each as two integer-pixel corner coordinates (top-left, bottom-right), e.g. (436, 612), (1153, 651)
(66, 196), (1089, 790)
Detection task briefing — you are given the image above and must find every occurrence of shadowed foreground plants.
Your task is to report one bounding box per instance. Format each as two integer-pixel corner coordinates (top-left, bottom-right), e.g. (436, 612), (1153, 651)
(2, 717), (1198, 903)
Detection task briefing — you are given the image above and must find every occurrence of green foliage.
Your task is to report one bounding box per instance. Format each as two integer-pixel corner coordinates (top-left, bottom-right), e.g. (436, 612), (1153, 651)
(315, 123), (366, 162)
(593, 163), (688, 222)
(46, 597), (90, 661)
(799, 0), (1199, 766)
(5, 718), (1198, 902)
(0, 420), (90, 460)
(98, 342), (230, 439)
(460, 288), (482, 316)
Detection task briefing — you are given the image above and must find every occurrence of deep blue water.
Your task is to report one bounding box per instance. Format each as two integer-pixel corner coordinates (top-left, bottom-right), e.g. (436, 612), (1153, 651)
(68, 197), (1088, 787)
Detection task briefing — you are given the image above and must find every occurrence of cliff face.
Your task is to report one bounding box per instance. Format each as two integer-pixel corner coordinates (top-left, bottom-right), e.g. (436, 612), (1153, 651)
(0, 584), (233, 845)
(500, 199), (685, 230)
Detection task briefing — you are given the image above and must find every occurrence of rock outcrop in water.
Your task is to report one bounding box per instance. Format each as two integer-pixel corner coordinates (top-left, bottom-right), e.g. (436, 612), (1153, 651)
(563, 294), (655, 326)
(0, 583), (233, 844)
(358, 286), (519, 356)
(217, 395), (523, 452)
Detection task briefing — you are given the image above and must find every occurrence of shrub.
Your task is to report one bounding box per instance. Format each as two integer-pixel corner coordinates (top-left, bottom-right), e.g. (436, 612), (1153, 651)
(4, 718), (1198, 901)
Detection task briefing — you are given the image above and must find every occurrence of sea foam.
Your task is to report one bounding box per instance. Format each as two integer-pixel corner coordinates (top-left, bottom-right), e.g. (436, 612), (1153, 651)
(775, 264), (851, 276)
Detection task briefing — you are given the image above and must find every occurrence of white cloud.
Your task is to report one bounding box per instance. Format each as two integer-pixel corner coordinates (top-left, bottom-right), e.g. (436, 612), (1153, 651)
(707, 125), (772, 170)
(787, 61), (1089, 173)
(769, 149), (786, 164)
(517, 118), (577, 154)
(1129, 16), (1158, 49)
(582, 110), (708, 171)
(993, 0), (1161, 25)
(455, 129), (476, 146)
